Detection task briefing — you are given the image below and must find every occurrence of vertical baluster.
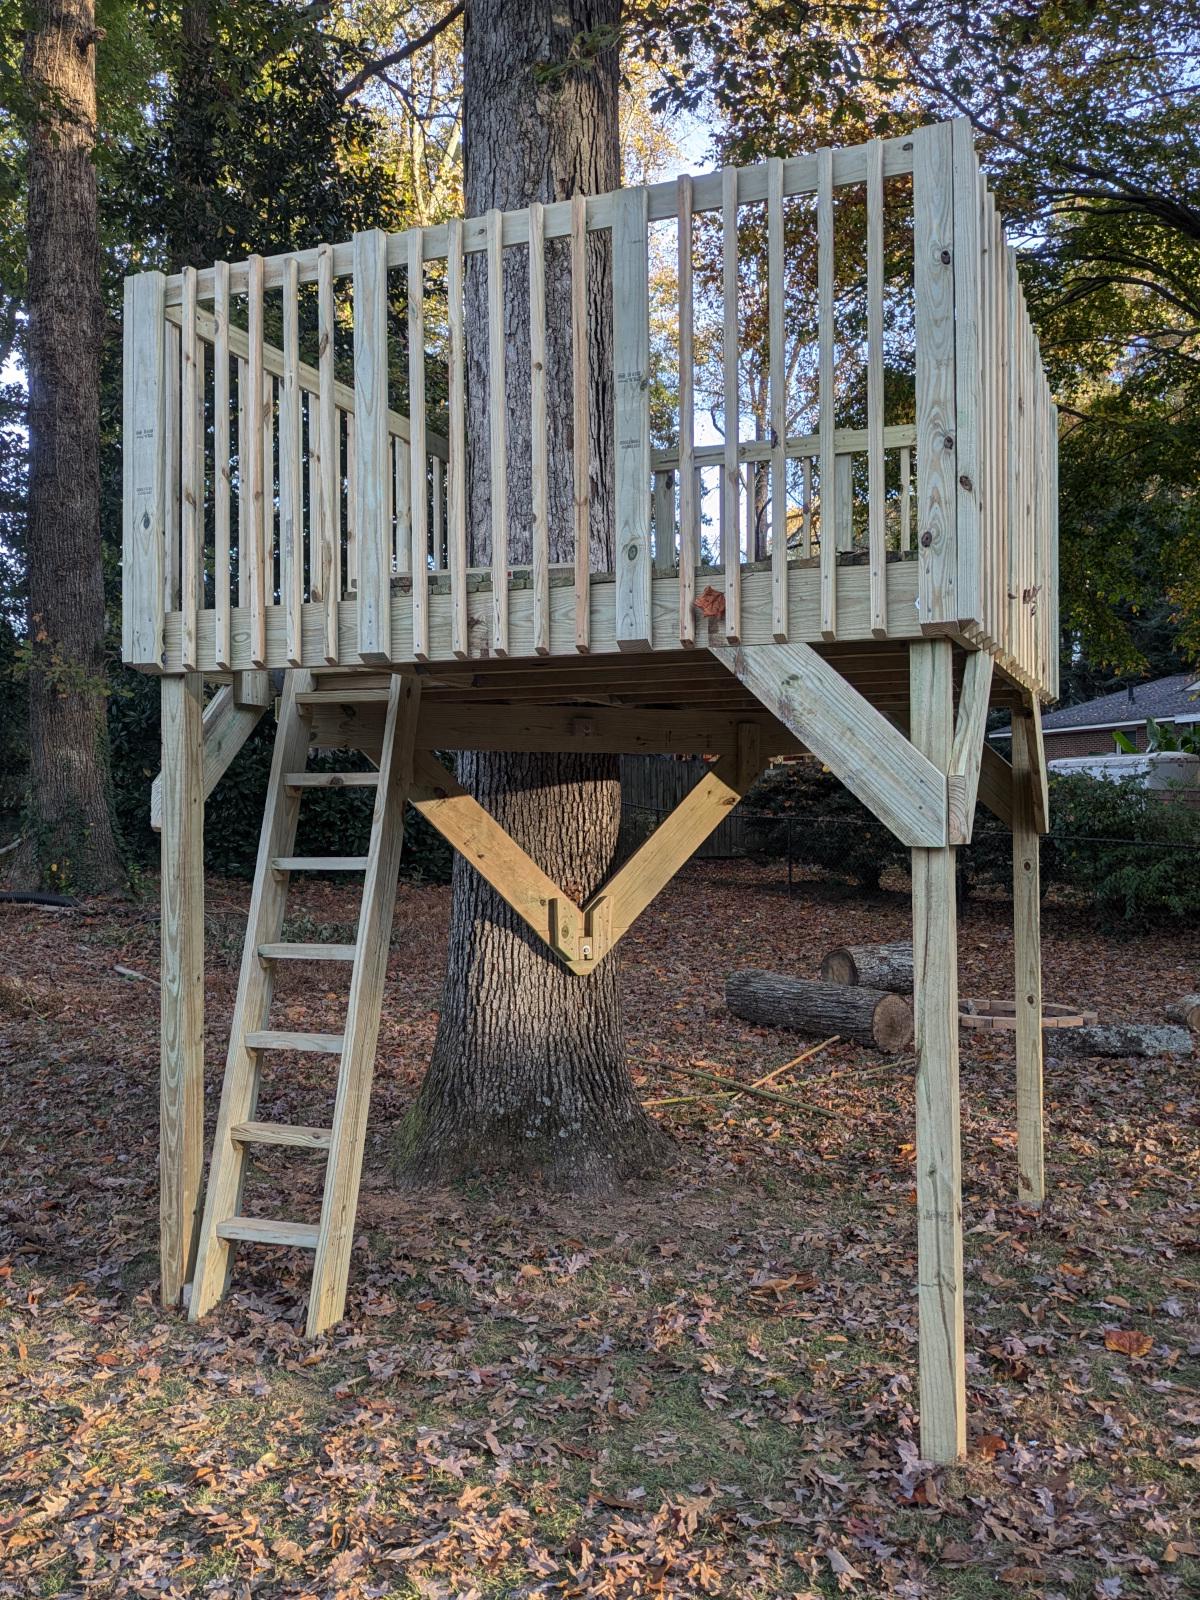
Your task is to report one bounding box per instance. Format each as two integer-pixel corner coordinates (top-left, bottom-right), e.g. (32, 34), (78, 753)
(407, 226), (428, 660)
(529, 200), (550, 655)
(817, 145), (836, 639)
(571, 194), (590, 652)
(835, 453), (853, 551)
(487, 208), (509, 655)
(354, 227), (391, 663)
(900, 445), (912, 552)
(447, 217), (468, 658)
(180, 266), (199, 669)
(677, 175), (696, 646)
(866, 139), (886, 639)
(345, 410), (357, 592)
(951, 118), (982, 630)
(721, 164), (741, 642)
(280, 257), (303, 666)
(317, 242), (339, 663)
(245, 255), (266, 666)
(263, 372), (275, 613)
(213, 262), (231, 669)
(613, 185), (652, 650)
(393, 434), (411, 575)
(236, 357), (249, 612)
(654, 471), (674, 572)
(431, 457), (444, 571)
(165, 322), (181, 621)
(767, 156), (787, 641)
(801, 455), (812, 557)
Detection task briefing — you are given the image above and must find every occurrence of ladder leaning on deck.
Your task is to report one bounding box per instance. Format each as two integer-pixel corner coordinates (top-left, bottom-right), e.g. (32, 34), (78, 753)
(188, 669), (421, 1338)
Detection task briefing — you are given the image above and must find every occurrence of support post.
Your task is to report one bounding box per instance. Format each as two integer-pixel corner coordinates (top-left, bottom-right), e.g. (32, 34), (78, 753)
(160, 673), (206, 1304)
(909, 639), (967, 1463)
(1011, 719), (1045, 1206)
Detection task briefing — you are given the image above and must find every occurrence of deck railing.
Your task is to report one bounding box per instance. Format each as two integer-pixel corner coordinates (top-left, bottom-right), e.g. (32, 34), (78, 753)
(122, 118), (1057, 698)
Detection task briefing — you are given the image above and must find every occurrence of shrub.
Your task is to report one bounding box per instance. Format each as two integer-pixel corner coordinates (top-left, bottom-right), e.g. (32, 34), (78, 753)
(743, 759), (909, 889)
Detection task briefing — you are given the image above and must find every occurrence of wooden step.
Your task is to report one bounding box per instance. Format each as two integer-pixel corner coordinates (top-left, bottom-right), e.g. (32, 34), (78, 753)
(245, 1029), (344, 1054)
(215, 1216), (319, 1248)
(258, 942), (357, 962)
(231, 1121), (332, 1150)
(285, 772), (379, 790)
(271, 856), (369, 872)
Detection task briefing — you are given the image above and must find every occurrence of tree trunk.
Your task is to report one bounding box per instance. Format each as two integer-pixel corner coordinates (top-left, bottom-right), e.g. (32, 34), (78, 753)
(726, 970), (915, 1053)
(11, 1), (124, 895)
(1047, 1023), (1193, 1060)
(398, 0), (670, 1189)
(821, 941), (914, 993)
(166, 0), (221, 271)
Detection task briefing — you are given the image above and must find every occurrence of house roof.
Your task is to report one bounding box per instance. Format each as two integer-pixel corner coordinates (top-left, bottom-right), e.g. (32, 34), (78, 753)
(994, 672), (1200, 739)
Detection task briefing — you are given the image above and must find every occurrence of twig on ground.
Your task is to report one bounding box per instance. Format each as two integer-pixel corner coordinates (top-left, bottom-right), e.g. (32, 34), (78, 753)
(664, 1061), (841, 1120)
(114, 965), (160, 986)
(750, 1037), (839, 1089)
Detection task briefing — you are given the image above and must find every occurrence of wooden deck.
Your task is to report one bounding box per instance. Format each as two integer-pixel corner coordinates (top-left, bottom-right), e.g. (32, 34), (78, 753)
(123, 119), (1058, 702)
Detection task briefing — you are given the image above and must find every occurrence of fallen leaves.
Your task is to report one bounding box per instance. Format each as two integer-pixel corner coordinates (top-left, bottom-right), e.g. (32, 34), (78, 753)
(1104, 1327), (1154, 1358)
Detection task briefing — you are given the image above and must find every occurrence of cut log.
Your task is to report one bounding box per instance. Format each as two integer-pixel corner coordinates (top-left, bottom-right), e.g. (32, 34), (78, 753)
(820, 941), (913, 993)
(1048, 1023), (1194, 1059)
(726, 969), (914, 1053)
(1164, 995), (1200, 1031)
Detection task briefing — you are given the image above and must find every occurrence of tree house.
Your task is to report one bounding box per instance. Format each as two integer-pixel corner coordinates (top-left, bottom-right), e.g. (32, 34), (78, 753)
(122, 119), (1058, 1464)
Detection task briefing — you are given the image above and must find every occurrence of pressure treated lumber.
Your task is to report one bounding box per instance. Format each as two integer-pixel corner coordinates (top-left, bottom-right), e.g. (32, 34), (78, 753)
(1164, 995), (1200, 1031)
(726, 970), (914, 1053)
(821, 942), (913, 994)
(909, 637), (966, 1465)
(150, 684), (268, 831)
(159, 673), (206, 1304)
(1047, 1023), (1193, 1059)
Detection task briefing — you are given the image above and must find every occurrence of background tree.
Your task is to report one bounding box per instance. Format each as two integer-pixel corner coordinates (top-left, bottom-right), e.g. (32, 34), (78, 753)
(398, 0), (671, 1190)
(10, 0), (125, 893)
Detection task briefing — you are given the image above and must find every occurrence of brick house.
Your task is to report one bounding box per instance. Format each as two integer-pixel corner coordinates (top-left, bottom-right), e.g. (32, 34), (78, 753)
(994, 672), (1200, 761)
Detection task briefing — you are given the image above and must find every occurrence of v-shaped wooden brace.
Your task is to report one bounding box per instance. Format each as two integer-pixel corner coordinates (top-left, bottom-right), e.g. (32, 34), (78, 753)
(410, 723), (767, 973)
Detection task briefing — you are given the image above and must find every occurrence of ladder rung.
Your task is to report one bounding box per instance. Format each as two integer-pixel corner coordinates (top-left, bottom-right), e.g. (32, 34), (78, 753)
(245, 1029), (344, 1054)
(272, 856), (369, 872)
(215, 1216), (319, 1248)
(259, 942), (357, 962)
(231, 1120), (332, 1151)
(285, 772), (379, 790)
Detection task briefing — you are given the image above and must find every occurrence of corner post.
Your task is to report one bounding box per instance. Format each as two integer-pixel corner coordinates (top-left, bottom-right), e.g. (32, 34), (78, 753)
(160, 673), (206, 1304)
(1011, 718), (1045, 1205)
(613, 186), (652, 650)
(910, 638), (967, 1463)
(122, 272), (166, 668)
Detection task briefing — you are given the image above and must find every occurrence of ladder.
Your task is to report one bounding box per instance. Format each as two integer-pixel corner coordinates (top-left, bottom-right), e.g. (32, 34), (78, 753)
(188, 669), (421, 1338)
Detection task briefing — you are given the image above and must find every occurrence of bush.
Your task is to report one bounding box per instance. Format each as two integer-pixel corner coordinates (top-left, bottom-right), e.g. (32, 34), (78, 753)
(1040, 770), (1200, 927)
(743, 759), (909, 889)
(106, 669), (452, 883)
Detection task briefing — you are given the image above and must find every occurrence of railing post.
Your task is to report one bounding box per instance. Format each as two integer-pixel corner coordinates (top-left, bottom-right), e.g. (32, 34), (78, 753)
(913, 122), (959, 632)
(951, 118), (982, 630)
(613, 187), (652, 650)
(122, 271), (167, 668)
(353, 228), (391, 664)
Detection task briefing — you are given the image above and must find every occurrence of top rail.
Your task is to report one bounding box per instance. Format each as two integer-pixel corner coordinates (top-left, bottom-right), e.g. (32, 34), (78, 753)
(123, 120), (1057, 701)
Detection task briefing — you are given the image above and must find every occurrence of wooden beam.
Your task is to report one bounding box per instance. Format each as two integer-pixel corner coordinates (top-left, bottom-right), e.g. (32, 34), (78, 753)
(978, 743), (1014, 830)
(909, 639), (967, 1464)
(1012, 720), (1045, 1207)
(150, 684), (270, 831)
(123, 272), (166, 668)
(159, 674), (205, 1304)
(1013, 698), (1049, 834)
(305, 702), (805, 761)
(409, 754), (583, 963)
(613, 186), (653, 650)
(713, 642), (947, 847)
(585, 729), (765, 947)
(947, 650), (993, 843)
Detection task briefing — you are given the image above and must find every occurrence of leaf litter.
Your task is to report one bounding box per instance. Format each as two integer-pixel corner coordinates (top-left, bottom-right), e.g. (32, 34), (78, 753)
(0, 860), (1197, 1598)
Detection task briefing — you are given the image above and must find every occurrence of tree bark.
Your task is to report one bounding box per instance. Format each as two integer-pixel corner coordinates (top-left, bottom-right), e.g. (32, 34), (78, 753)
(398, 0), (670, 1189)
(1047, 1023), (1193, 1059)
(11, 0), (124, 895)
(821, 941), (914, 993)
(726, 970), (915, 1054)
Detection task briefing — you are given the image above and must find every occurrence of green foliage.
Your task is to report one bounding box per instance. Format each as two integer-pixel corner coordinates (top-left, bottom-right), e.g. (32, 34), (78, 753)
(742, 760), (909, 891)
(1041, 771), (1200, 928)
(105, 666), (452, 882)
(1113, 718), (1200, 756)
